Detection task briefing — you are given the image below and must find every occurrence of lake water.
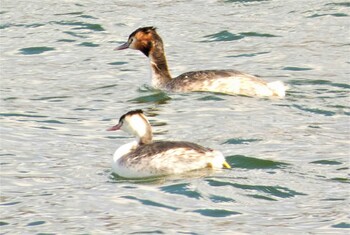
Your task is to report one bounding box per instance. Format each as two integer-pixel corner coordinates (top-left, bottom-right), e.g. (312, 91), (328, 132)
(1, 0), (349, 234)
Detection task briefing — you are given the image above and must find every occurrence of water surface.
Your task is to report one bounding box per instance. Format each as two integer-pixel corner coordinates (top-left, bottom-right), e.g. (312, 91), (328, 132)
(1, 0), (349, 234)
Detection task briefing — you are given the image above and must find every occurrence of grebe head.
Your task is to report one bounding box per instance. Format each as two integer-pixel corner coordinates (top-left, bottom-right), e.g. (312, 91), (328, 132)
(115, 26), (162, 57)
(107, 109), (153, 145)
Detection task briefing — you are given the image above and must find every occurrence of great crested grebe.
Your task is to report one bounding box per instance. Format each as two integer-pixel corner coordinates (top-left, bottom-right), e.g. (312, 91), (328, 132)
(107, 109), (231, 178)
(116, 26), (287, 97)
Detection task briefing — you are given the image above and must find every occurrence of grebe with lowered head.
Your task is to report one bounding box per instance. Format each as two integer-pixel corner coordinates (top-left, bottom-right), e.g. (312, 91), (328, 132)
(116, 26), (287, 98)
(107, 109), (231, 178)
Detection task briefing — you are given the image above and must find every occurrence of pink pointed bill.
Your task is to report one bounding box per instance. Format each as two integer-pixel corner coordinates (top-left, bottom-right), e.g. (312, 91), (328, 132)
(114, 42), (129, 50)
(107, 123), (122, 131)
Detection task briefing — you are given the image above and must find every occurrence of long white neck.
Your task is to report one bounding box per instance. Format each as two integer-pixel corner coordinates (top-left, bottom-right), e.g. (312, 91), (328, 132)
(124, 114), (153, 145)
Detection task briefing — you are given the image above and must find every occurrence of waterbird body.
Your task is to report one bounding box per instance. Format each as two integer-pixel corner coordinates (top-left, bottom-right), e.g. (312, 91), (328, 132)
(107, 110), (231, 178)
(116, 26), (287, 97)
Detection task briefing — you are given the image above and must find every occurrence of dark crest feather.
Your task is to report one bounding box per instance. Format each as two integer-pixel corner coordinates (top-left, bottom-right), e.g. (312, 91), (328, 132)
(119, 109), (143, 122)
(138, 26), (157, 33)
(130, 26), (157, 37)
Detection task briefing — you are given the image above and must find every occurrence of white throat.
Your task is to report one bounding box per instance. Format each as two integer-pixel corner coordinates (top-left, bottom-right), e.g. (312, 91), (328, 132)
(149, 59), (163, 88)
(123, 114), (153, 145)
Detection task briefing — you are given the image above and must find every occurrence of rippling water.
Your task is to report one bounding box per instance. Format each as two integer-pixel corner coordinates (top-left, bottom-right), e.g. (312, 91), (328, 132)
(1, 0), (349, 234)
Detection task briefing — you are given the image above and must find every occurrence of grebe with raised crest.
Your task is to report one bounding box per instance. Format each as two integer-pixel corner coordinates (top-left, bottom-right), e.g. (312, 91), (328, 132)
(107, 110), (231, 178)
(116, 26), (287, 97)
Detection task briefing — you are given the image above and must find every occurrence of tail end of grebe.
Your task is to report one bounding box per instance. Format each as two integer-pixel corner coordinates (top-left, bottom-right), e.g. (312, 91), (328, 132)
(267, 81), (288, 98)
